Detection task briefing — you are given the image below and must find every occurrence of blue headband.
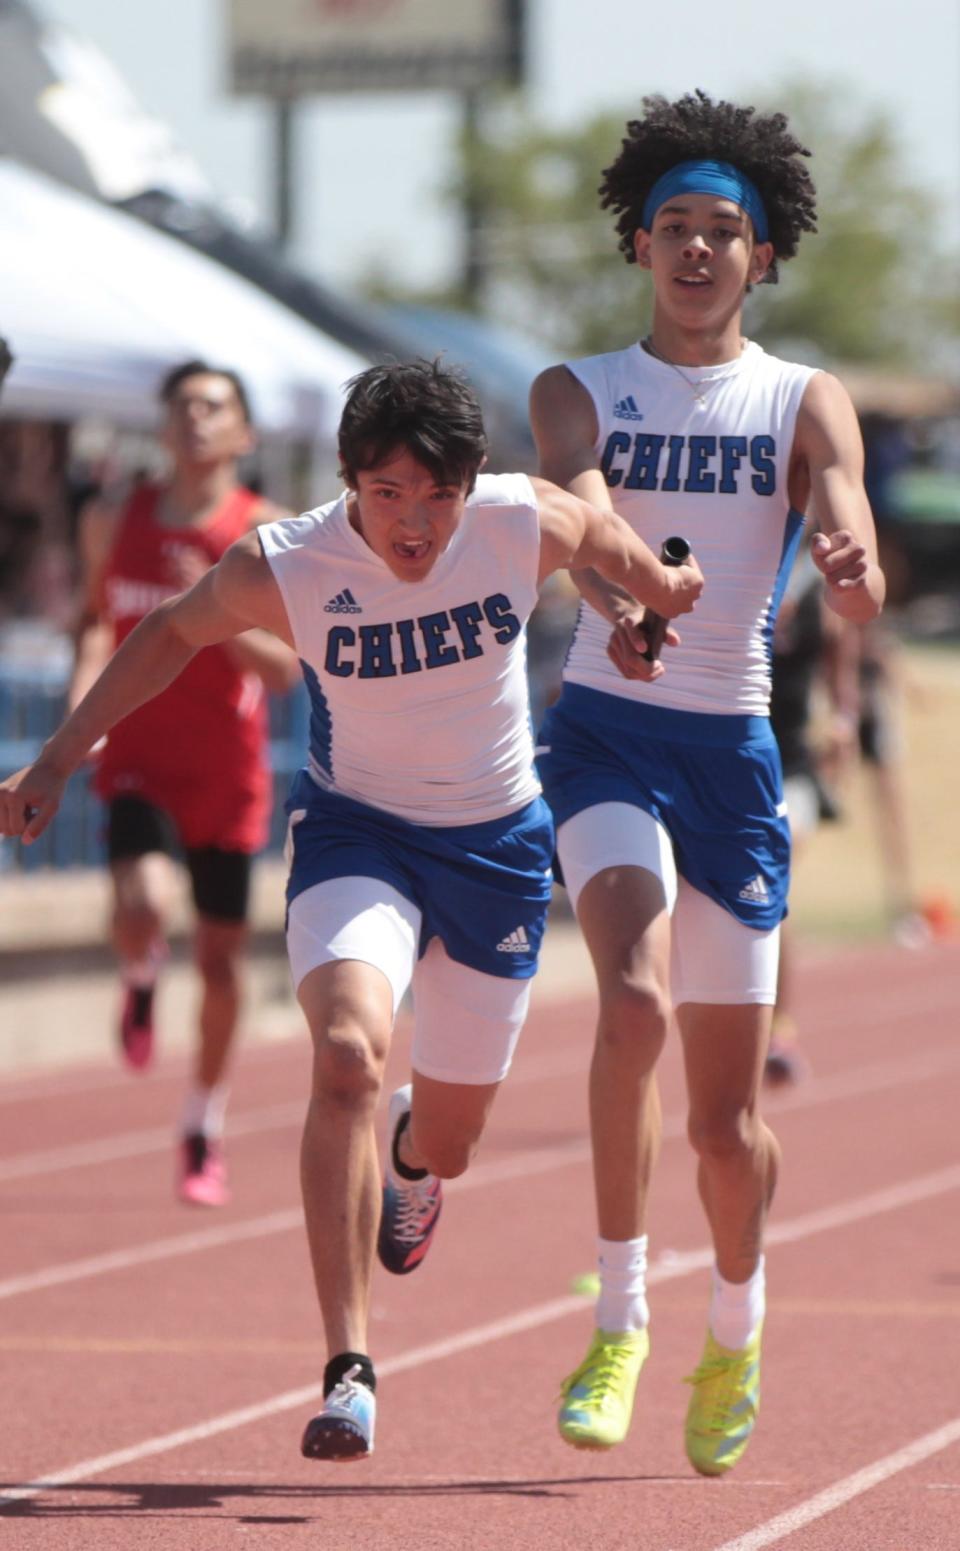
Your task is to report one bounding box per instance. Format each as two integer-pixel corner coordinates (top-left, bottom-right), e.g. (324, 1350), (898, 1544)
(641, 160), (769, 242)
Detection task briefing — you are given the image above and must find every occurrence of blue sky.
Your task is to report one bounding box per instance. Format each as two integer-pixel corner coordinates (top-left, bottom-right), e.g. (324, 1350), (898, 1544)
(39, 0), (960, 293)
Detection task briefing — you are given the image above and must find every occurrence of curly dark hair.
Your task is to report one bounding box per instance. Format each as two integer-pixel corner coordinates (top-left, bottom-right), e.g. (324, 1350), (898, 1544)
(338, 359), (488, 489)
(600, 90), (817, 283)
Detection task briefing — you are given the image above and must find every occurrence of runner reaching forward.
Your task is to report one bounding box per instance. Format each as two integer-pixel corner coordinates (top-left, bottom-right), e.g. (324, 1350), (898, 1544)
(0, 359), (702, 1464)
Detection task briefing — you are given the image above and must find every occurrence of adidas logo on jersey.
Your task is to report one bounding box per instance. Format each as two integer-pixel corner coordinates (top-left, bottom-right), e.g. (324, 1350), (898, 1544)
(738, 875), (769, 903)
(324, 589), (362, 614)
(613, 394), (644, 422)
(496, 925), (531, 954)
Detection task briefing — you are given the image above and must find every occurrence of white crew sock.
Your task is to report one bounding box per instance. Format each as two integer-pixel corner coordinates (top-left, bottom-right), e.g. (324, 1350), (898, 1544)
(709, 1256), (766, 1350)
(121, 955), (157, 989)
(121, 940), (166, 988)
(181, 1083), (229, 1141)
(595, 1235), (650, 1333)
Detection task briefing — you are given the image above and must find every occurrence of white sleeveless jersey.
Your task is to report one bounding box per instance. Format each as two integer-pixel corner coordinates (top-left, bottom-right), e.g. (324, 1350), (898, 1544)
(259, 472), (542, 825)
(565, 341), (818, 715)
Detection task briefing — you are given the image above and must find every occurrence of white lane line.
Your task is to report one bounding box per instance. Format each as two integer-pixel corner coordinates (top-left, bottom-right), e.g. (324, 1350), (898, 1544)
(2, 1039), (957, 1187)
(0, 1052), (583, 1183)
(0, 1137), (593, 1302)
(4, 1117), (960, 1308)
(0, 1299), (581, 1505)
(0, 1210), (303, 1302)
(0, 1034), (304, 1108)
(0, 1045), (586, 1184)
(763, 1046), (960, 1116)
(0, 944), (953, 1116)
(3, 1164), (960, 1505)
(0, 1102), (305, 1183)
(0, 1066), (141, 1107)
(764, 1165), (960, 1251)
(707, 1417), (960, 1551)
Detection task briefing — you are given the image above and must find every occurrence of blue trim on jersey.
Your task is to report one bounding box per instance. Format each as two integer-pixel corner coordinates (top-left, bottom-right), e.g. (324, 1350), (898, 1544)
(301, 660), (333, 781)
(285, 771), (555, 980)
(537, 684), (790, 929)
(761, 507), (808, 672)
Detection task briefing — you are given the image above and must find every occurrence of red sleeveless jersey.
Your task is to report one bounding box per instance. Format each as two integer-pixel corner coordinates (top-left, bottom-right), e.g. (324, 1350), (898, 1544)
(95, 484), (270, 852)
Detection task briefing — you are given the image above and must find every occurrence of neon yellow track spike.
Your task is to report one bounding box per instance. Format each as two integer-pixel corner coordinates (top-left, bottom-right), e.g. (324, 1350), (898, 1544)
(684, 1324), (762, 1476)
(557, 1327), (650, 1450)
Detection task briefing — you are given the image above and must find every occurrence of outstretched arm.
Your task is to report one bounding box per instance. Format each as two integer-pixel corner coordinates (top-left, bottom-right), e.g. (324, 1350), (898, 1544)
(0, 534), (292, 843)
(160, 497), (300, 694)
(797, 373), (885, 623)
(534, 476), (702, 616)
(222, 624), (301, 695)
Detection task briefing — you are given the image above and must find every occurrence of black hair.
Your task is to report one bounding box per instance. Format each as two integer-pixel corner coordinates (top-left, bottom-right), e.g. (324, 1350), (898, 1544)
(338, 359), (488, 489)
(600, 90), (818, 283)
(158, 359), (253, 424)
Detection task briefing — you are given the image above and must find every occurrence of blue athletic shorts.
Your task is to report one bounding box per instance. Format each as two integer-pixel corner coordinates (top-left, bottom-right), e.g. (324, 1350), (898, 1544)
(536, 683), (790, 930)
(284, 770), (555, 980)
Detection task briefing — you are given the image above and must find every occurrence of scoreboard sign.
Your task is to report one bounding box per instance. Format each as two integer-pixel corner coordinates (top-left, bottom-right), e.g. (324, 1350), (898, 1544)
(228, 0), (525, 96)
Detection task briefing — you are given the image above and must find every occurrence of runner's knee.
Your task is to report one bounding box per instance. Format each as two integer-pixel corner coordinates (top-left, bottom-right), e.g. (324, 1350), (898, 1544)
(597, 971), (671, 1057)
(113, 899), (164, 954)
(687, 1102), (758, 1163)
(311, 1009), (389, 1109)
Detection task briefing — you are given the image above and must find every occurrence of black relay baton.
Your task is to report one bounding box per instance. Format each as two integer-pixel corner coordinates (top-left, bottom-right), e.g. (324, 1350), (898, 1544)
(642, 536), (691, 662)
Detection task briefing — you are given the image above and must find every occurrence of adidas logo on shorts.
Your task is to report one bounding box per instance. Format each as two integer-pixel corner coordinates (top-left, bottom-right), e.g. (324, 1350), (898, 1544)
(324, 589), (362, 614)
(738, 875), (769, 903)
(496, 925), (530, 954)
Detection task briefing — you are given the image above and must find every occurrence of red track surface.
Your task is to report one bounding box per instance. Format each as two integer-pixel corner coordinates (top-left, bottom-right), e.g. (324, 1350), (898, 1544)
(1, 937), (959, 1549)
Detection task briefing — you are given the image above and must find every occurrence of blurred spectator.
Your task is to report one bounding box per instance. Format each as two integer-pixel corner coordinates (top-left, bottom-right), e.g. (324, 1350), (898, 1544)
(860, 413), (912, 521)
(766, 542), (859, 1085)
(0, 500), (43, 622)
(0, 420), (74, 628)
(856, 617), (932, 948)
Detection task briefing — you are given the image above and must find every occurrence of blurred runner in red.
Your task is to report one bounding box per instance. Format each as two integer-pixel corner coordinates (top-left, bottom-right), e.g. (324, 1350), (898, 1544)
(71, 360), (297, 1205)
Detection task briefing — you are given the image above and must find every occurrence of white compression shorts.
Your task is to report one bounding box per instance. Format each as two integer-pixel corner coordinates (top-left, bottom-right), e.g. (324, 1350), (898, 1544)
(286, 877), (532, 1085)
(557, 801), (780, 1006)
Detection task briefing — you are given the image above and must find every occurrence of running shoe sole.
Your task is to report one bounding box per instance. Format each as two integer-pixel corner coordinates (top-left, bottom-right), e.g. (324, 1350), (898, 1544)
(300, 1415), (372, 1462)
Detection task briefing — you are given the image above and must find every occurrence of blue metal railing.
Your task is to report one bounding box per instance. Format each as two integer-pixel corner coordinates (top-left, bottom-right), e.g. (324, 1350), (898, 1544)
(1, 626), (565, 872)
(0, 666), (310, 872)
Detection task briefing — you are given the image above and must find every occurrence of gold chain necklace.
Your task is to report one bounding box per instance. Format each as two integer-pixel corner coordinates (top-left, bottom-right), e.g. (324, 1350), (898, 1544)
(641, 336), (745, 405)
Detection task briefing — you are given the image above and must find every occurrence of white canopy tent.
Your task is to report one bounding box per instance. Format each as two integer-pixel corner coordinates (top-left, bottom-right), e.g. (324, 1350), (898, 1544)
(0, 159), (367, 439)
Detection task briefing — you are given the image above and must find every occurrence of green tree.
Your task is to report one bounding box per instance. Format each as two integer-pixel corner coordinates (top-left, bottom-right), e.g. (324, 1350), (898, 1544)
(372, 80), (957, 371)
(745, 79), (952, 367)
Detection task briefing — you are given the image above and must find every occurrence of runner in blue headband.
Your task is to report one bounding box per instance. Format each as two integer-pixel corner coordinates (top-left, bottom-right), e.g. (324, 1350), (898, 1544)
(641, 159), (770, 242)
(531, 89), (884, 1477)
